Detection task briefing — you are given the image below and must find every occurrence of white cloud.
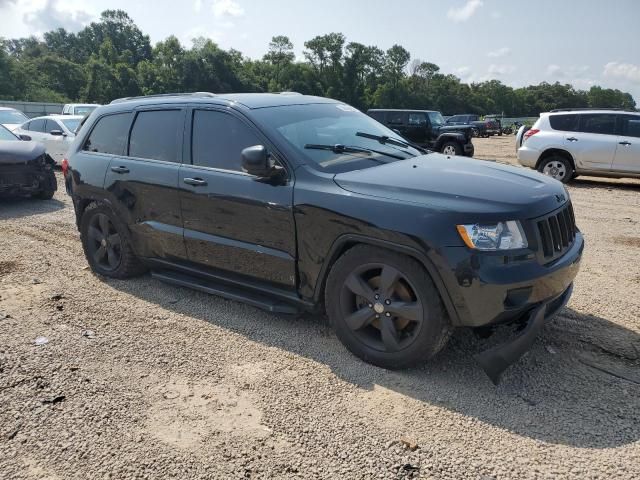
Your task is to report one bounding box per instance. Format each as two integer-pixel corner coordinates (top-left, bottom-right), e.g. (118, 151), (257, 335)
(490, 11), (502, 19)
(447, 0), (483, 22)
(546, 64), (562, 76)
(23, 0), (93, 33)
(212, 0), (244, 18)
(194, 0), (203, 12)
(488, 64), (516, 76)
(603, 62), (640, 83)
(455, 66), (471, 76)
(487, 47), (511, 58)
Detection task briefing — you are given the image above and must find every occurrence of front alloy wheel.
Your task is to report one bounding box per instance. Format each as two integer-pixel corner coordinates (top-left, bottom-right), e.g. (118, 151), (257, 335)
(339, 264), (424, 353)
(325, 245), (451, 369)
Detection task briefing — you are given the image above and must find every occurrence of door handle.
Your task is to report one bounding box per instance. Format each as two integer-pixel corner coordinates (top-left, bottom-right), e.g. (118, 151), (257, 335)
(619, 141), (632, 146)
(110, 166), (129, 174)
(566, 137), (578, 142)
(183, 177), (207, 186)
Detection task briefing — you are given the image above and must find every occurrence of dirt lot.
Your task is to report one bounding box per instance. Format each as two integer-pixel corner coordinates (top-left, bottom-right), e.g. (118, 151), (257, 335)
(1, 135), (639, 479)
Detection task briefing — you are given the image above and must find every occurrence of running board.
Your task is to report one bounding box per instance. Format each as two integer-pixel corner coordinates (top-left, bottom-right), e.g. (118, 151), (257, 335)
(151, 270), (301, 314)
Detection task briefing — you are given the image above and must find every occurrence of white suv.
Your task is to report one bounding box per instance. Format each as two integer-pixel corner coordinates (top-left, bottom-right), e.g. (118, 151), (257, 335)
(517, 109), (640, 183)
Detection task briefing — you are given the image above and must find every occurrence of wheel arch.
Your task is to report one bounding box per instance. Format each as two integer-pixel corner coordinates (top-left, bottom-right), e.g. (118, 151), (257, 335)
(536, 148), (576, 171)
(313, 234), (460, 325)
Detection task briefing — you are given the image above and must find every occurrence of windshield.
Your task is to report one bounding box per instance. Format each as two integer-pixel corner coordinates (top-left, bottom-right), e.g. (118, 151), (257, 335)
(0, 125), (19, 141)
(428, 112), (445, 126)
(73, 106), (97, 115)
(0, 110), (29, 125)
(252, 103), (420, 172)
(60, 118), (81, 133)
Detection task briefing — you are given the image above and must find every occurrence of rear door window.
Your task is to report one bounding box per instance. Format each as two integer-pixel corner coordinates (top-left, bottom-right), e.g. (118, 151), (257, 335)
(622, 116), (640, 138)
(128, 110), (183, 162)
(386, 112), (406, 126)
(408, 113), (427, 126)
(191, 110), (262, 171)
(83, 113), (131, 155)
(549, 114), (579, 132)
(579, 114), (618, 135)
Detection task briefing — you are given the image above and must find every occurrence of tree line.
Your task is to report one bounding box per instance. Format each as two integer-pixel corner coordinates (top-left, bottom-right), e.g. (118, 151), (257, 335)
(0, 10), (636, 116)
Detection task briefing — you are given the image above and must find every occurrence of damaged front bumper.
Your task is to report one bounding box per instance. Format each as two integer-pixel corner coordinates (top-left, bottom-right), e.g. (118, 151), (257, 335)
(475, 283), (573, 384)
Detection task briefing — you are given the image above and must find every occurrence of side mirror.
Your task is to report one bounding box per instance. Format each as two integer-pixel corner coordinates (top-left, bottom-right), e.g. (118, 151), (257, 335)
(241, 145), (271, 177)
(50, 130), (65, 136)
(19, 134), (32, 141)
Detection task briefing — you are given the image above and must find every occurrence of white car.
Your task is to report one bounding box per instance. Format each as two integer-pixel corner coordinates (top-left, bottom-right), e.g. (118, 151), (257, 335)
(62, 103), (101, 116)
(14, 115), (84, 165)
(0, 107), (30, 131)
(517, 108), (640, 183)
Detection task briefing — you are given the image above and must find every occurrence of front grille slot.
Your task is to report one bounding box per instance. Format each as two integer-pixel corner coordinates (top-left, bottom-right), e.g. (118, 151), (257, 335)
(535, 202), (577, 262)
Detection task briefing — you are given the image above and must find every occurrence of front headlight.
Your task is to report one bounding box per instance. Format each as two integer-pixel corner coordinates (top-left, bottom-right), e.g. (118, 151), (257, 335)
(456, 221), (528, 250)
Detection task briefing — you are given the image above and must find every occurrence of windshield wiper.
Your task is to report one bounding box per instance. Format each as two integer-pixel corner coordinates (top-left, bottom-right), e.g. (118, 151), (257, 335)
(304, 143), (405, 161)
(355, 132), (427, 154)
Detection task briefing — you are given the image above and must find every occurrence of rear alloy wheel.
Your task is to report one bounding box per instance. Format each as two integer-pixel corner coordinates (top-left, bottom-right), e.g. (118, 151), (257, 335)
(325, 245), (451, 369)
(441, 142), (462, 156)
(80, 204), (146, 278)
(538, 155), (574, 184)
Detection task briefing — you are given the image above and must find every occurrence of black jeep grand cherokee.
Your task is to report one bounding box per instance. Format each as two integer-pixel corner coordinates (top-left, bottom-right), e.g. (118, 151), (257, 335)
(65, 93), (583, 382)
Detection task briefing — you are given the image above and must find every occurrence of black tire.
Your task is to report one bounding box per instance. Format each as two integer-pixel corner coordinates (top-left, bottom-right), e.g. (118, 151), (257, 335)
(80, 203), (146, 278)
(325, 245), (451, 369)
(441, 142), (462, 156)
(34, 189), (55, 200)
(537, 155), (574, 184)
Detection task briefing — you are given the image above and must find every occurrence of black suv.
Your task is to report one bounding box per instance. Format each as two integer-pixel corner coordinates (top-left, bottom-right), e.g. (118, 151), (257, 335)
(65, 93), (583, 382)
(367, 109), (475, 157)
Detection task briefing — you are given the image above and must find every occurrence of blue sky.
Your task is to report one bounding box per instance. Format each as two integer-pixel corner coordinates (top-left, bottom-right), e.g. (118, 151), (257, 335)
(2, 0), (639, 103)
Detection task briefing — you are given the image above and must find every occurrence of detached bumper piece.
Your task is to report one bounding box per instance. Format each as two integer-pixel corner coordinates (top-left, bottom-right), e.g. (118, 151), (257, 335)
(475, 284), (573, 384)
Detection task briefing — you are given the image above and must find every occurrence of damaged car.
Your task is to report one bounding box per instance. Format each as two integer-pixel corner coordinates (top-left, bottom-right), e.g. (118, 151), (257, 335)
(0, 124), (57, 200)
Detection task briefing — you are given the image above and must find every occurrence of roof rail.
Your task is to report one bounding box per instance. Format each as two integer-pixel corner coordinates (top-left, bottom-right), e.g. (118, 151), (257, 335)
(110, 92), (217, 104)
(549, 107), (635, 113)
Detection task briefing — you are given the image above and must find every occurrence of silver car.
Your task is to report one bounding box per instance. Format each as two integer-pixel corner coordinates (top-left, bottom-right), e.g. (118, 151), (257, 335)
(62, 103), (101, 116)
(0, 107), (30, 132)
(14, 115), (84, 165)
(517, 108), (640, 183)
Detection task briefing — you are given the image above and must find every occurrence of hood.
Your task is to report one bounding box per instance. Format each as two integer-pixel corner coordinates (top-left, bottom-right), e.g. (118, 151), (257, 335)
(1, 123), (22, 132)
(333, 153), (568, 219)
(0, 140), (46, 165)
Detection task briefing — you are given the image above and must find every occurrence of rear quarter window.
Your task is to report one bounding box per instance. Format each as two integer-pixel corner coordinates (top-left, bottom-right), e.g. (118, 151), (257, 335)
(83, 113), (131, 155)
(549, 114), (579, 132)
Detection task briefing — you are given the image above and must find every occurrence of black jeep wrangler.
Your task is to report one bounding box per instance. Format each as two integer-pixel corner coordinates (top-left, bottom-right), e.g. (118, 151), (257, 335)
(0, 125), (57, 199)
(65, 93), (583, 383)
(367, 109), (475, 157)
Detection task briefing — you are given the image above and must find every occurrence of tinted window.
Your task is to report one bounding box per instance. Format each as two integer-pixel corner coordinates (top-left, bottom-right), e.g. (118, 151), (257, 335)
(428, 112), (444, 126)
(83, 113), (131, 155)
(580, 114), (617, 135)
(192, 110), (261, 171)
(408, 113), (427, 126)
(549, 114), (579, 132)
(129, 110), (182, 162)
(447, 115), (462, 123)
(622, 116), (640, 138)
(47, 120), (62, 133)
(368, 111), (384, 122)
(386, 112), (405, 125)
(29, 119), (47, 133)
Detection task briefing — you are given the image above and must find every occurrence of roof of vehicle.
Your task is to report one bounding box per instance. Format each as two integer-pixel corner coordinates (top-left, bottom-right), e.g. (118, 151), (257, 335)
(0, 107), (23, 111)
(546, 108), (639, 114)
(367, 108), (440, 113)
(107, 92), (339, 110)
(64, 103), (101, 107)
(23, 114), (84, 122)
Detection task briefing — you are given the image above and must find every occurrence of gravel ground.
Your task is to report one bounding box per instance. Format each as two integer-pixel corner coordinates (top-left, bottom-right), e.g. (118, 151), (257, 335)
(1, 135), (639, 479)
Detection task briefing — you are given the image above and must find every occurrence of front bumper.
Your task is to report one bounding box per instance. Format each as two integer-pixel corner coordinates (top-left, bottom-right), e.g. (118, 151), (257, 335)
(439, 231), (583, 328)
(475, 283), (573, 384)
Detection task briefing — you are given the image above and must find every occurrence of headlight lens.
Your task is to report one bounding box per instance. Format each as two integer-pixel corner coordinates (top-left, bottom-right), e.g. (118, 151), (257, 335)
(456, 221), (528, 250)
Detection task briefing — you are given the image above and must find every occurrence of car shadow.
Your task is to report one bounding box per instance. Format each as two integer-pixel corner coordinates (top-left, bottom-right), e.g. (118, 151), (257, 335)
(0, 196), (66, 219)
(109, 275), (640, 449)
(570, 177), (640, 192)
